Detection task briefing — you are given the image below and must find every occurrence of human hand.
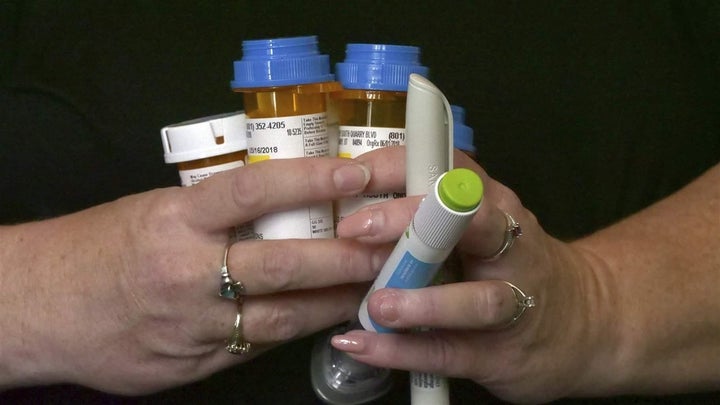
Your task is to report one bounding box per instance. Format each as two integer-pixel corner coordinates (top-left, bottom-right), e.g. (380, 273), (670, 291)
(330, 148), (626, 404)
(0, 153), (405, 395)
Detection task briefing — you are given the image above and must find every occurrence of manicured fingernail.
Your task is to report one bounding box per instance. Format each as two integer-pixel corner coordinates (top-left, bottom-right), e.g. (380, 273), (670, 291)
(336, 208), (385, 239)
(333, 163), (370, 193)
(331, 334), (365, 353)
(377, 293), (399, 322)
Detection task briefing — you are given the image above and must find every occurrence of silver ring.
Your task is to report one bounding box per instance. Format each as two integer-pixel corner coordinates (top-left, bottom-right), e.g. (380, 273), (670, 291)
(483, 211), (522, 261)
(226, 300), (252, 355)
(219, 244), (245, 300)
(503, 281), (536, 327)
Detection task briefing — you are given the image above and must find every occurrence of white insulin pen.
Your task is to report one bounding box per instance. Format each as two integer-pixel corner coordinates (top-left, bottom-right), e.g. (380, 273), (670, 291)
(357, 167), (483, 332)
(404, 73), (455, 405)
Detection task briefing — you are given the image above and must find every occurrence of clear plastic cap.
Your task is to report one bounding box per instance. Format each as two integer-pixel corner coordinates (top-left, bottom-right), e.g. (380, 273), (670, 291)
(161, 111), (247, 164)
(311, 322), (393, 405)
(335, 43), (429, 91)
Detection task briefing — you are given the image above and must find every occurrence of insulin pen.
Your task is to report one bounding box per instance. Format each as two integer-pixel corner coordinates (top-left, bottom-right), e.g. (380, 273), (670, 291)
(404, 73), (455, 405)
(358, 167), (483, 332)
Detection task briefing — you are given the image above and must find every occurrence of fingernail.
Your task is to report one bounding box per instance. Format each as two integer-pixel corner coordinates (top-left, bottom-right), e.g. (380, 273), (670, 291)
(331, 334), (365, 353)
(336, 208), (385, 239)
(333, 163), (370, 193)
(377, 293), (399, 322)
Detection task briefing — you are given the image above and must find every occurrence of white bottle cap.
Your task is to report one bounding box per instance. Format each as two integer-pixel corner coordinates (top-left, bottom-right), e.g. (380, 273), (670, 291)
(161, 111), (248, 164)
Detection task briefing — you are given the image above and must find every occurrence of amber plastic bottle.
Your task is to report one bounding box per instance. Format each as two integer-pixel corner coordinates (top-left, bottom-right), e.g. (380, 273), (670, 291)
(331, 43), (429, 224)
(231, 36), (341, 240)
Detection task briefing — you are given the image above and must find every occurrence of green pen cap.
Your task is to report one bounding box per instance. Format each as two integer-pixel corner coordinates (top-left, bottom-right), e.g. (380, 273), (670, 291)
(438, 168), (484, 212)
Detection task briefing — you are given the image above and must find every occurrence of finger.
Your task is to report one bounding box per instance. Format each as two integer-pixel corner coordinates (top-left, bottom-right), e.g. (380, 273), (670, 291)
(338, 175), (512, 260)
(455, 200), (513, 260)
(186, 157), (372, 231)
(449, 151), (529, 260)
(208, 284), (367, 345)
(366, 281), (520, 330)
(335, 195), (423, 243)
(329, 329), (482, 379)
(217, 239), (391, 295)
(355, 147), (484, 194)
(342, 151), (518, 259)
(354, 145), (406, 193)
(335, 149), (479, 242)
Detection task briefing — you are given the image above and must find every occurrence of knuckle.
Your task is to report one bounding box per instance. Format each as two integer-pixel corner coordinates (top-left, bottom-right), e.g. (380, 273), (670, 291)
(230, 166), (267, 213)
(337, 242), (377, 282)
(425, 333), (457, 372)
(493, 182), (537, 229)
(424, 333), (478, 378)
(262, 303), (302, 342)
(472, 284), (508, 326)
(523, 209), (538, 227)
(306, 160), (322, 189)
(493, 182), (520, 208)
(421, 290), (442, 324)
(304, 158), (330, 190)
(134, 188), (188, 235)
(257, 244), (300, 292)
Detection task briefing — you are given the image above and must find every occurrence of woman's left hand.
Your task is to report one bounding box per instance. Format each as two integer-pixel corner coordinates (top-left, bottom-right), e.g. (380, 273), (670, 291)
(331, 148), (624, 404)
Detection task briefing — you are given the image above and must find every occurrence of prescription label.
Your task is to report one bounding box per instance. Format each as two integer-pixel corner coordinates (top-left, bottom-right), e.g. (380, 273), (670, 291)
(337, 125), (404, 158)
(246, 113), (329, 163)
(335, 126), (406, 223)
(178, 161), (244, 187)
(245, 113), (333, 240)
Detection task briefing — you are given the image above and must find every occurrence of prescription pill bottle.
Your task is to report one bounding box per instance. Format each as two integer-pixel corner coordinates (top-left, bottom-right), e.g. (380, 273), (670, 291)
(332, 44), (429, 224)
(161, 111), (253, 240)
(231, 36), (341, 240)
(451, 105), (477, 160)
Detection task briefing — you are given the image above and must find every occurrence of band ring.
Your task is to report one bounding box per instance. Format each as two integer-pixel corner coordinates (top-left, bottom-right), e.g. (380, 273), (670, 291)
(226, 300), (252, 355)
(219, 243), (246, 300)
(502, 281), (536, 327)
(483, 211), (522, 261)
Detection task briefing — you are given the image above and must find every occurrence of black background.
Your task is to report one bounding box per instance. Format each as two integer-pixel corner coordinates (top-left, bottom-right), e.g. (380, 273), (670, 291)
(1, 1), (719, 404)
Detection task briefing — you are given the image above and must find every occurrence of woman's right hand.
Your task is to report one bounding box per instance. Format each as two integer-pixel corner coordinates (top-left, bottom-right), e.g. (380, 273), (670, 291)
(0, 151), (405, 395)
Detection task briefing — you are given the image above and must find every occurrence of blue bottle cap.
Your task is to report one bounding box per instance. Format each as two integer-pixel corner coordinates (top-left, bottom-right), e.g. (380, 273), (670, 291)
(335, 44), (429, 91)
(451, 105), (476, 154)
(231, 36), (335, 88)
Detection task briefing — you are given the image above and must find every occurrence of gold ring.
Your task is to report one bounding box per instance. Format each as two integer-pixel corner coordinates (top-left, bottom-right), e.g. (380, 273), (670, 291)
(219, 243), (245, 300)
(226, 300), (252, 355)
